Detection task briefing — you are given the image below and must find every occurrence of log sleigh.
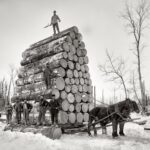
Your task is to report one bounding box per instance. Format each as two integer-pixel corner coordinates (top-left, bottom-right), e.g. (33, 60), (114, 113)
(13, 26), (93, 124)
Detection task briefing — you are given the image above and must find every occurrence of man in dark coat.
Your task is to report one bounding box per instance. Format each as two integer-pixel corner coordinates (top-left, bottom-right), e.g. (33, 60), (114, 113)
(14, 100), (23, 124)
(43, 63), (58, 89)
(38, 95), (49, 125)
(22, 100), (33, 125)
(5, 102), (13, 124)
(50, 10), (61, 35)
(49, 94), (61, 125)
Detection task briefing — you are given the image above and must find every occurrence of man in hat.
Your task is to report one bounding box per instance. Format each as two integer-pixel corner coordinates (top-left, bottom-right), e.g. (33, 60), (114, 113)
(5, 102), (13, 124)
(38, 95), (49, 125)
(22, 100), (33, 125)
(14, 99), (23, 124)
(49, 94), (61, 125)
(43, 63), (59, 89)
(50, 10), (61, 35)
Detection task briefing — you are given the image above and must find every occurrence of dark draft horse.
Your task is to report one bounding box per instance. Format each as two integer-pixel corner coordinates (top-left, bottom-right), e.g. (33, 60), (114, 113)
(88, 98), (140, 138)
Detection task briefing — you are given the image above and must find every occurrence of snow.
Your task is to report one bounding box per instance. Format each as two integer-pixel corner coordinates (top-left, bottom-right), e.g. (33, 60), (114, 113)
(0, 113), (150, 150)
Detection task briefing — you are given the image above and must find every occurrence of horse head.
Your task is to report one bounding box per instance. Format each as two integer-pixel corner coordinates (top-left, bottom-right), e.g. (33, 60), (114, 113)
(125, 98), (140, 113)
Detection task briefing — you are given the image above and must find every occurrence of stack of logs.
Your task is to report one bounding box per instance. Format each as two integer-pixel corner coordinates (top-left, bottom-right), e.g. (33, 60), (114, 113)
(14, 26), (94, 125)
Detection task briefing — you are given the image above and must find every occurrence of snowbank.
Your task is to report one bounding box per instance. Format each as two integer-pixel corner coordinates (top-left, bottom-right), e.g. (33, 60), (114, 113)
(0, 113), (150, 150)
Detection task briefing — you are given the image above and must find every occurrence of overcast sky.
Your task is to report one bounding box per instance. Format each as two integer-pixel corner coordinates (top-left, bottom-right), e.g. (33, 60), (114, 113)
(1, 0), (150, 102)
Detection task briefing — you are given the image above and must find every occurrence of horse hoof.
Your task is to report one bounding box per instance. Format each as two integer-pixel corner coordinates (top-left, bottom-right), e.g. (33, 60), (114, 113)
(119, 132), (125, 136)
(112, 133), (118, 138)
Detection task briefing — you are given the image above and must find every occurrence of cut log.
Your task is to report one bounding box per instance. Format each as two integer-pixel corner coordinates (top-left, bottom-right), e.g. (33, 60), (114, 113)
(80, 78), (84, 85)
(79, 41), (85, 49)
(82, 84), (88, 92)
(77, 48), (82, 57)
(71, 85), (78, 93)
(78, 85), (83, 92)
(84, 79), (88, 85)
(16, 78), (24, 86)
(65, 78), (70, 84)
(68, 52), (74, 61)
(41, 126), (62, 140)
(67, 93), (75, 103)
(68, 61), (74, 70)
(75, 63), (81, 71)
(55, 77), (65, 90)
(60, 91), (67, 99)
(62, 42), (70, 52)
(65, 85), (71, 93)
(87, 86), (93, 94)
(54, 67), (66, 77)
(58, 111), (68, 124)
(78, 71), (83, 78)
(59, 59), (68, 68)
(85, 73), (90, 79)
(75, 103), (81, 112)
(73, 55), (78, 62)
(80, 65), (85, 72)
(69, 104), (75, 112)
(69, 31), (76, 39)
(75, 93), (81, 103)
(69, 45), (76, 54)
(65, 35), (72, 43)
(68, 113), (76, 124)
(72, 26), (79, 34)
(82, 93), (88, 102)
(83, 113), (89, 122)
(79, 57), (84, 65)
(84, 56), (89, 64)
(66, 69), (73, 78)
(62, 52), (68, 59)
(84, 64), (89, 72)
(76, 113), (83, 123)
(76, 33), (82, 41)
(83, 73), (87, 79)
(73, 70), (79, 78)
(73, 39), (79, 48)
(75, 78), (80, 85)
(88, 94), (93, 103)
(81, 103), (89, 113)
(62, 100), (70, 111)
(88, 79), (92, 85)
(70, 78), (75, 84)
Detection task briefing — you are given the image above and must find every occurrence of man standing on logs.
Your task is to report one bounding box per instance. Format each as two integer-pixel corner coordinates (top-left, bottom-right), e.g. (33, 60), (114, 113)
(50, 10), (61, 35)
(38, 95), (49, 126)
(49, 94), (61, 125)
(44, 63), (58, 89)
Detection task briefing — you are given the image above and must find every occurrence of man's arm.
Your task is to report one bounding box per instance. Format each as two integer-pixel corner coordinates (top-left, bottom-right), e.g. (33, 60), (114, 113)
(57, 15), (61, 22)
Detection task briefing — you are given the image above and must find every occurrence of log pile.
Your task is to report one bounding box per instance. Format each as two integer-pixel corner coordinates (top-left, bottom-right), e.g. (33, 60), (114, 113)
(13, 26), (94, 125)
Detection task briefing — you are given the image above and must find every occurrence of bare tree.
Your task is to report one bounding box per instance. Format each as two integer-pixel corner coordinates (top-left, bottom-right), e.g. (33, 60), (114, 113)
(99, 50), (128, 99)
(121, 0), (150, 110)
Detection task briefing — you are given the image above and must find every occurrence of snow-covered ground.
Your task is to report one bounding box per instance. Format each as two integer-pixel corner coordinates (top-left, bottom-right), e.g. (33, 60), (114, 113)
(0, 113), (150, 150)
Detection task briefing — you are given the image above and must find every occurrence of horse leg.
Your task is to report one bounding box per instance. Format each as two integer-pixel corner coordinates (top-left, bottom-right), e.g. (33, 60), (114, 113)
(93, 123), (97, 136)
(119, 122), (125, 136)
(102, 125), (107, 134)
(112, 119), (118, 138)
(87, 116), (93, 136)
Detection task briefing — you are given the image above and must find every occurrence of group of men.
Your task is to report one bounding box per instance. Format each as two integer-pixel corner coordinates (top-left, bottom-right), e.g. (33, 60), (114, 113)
(5, 94), (60, 126)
